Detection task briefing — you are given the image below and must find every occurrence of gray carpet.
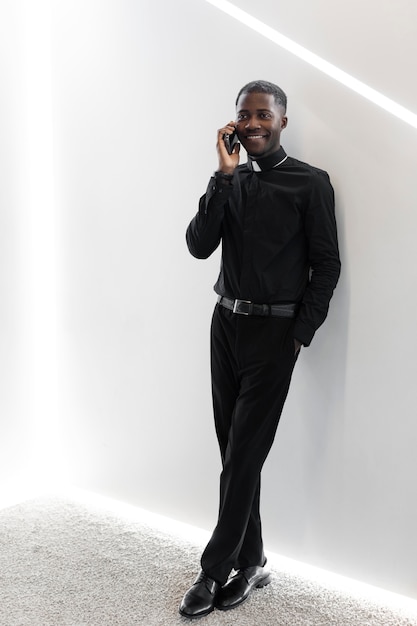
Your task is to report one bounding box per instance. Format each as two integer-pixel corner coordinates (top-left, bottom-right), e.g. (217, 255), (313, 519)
(0, 495), (416, 625)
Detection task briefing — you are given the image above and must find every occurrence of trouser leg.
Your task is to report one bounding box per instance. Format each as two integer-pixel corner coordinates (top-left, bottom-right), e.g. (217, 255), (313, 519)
(235, 478), (264, 570)
(201, 305), (298, 584)
(204, 305), (264, 575)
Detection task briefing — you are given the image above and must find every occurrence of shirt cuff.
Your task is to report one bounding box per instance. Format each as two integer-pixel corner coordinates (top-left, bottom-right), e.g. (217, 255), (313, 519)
(293, 320), (315, 347)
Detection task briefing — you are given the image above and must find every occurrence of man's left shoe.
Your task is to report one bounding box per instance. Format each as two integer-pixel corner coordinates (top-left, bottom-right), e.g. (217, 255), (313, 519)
(215, 564), (271, 611)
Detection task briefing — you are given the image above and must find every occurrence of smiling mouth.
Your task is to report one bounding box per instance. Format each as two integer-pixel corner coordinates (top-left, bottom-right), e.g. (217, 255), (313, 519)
(245, 135), (266, 139)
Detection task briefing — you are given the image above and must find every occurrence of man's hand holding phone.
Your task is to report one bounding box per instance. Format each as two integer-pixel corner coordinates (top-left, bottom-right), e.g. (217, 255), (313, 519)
(217, 121), (240, 175)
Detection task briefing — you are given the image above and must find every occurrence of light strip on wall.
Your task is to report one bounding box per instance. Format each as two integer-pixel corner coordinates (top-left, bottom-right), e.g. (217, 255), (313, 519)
(204, 0), (417, 130)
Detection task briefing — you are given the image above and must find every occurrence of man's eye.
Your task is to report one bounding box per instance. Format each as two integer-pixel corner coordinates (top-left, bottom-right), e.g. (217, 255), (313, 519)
(237, 114), (248, 121)
(260, 113), (272, 119)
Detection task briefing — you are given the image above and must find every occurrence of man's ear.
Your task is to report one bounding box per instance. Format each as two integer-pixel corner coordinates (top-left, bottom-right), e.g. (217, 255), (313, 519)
(281, 116), (288, 130)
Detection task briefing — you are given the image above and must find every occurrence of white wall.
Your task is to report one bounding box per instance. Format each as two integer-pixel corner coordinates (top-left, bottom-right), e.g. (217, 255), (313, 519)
(2, 0), (417, 599)
(0, 1), (33, 487)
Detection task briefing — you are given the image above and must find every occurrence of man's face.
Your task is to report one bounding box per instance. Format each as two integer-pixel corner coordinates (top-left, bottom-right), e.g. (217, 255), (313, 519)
(235, 91), (287, 158)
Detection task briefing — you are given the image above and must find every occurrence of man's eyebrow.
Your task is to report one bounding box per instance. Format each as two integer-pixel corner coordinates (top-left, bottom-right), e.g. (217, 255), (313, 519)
(237, 108), (273, 113)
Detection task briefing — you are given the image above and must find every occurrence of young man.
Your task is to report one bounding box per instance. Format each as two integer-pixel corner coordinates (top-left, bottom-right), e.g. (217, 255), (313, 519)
(179, 80), (341, 618)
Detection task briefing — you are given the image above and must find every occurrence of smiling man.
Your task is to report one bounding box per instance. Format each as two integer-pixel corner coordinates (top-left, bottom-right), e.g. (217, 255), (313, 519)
(179, 80), (341, 619)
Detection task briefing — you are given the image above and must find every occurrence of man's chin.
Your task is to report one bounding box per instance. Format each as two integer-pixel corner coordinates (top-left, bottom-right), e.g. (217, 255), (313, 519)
(242, 138), (267, 156)
(244, 142), (274, 159)
(247, 148), (268, 158)
(244, 144), (266, 157)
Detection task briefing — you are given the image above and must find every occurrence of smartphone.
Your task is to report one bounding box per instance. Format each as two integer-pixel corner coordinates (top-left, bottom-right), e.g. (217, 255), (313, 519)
(223, 131), (238, 155)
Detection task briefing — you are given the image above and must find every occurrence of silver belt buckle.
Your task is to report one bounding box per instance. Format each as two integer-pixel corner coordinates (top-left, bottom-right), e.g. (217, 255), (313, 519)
(233, 299), (251, 315)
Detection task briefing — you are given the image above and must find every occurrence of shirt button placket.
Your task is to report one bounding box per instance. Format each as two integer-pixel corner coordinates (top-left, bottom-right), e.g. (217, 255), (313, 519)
(239, 173), (258, 299)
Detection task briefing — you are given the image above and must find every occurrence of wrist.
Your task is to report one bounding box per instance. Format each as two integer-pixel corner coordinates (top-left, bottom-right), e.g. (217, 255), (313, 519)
(214, 170), (234, 185)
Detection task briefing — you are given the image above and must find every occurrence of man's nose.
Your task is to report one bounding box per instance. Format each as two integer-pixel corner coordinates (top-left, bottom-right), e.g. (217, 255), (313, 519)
(245, 116), (260, 129)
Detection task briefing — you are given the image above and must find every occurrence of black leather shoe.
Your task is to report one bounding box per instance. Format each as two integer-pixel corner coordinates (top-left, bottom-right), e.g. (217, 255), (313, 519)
(179, 570), (220, 618)
(215, 564), (271, 611)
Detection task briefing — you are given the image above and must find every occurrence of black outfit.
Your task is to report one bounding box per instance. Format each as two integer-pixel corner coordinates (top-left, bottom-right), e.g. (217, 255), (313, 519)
(186, 146), (340, 585)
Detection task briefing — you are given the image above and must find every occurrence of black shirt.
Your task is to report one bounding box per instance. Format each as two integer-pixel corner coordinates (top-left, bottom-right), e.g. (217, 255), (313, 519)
(186, 146), (341, 346)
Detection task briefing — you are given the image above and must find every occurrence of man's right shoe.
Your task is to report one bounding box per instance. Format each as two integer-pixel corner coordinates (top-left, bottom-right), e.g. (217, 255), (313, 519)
(179, 570), (220, 619)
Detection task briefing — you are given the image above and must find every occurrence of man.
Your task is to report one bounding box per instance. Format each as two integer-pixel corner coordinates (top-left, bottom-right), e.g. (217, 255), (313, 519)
(179, 80), (341, 619)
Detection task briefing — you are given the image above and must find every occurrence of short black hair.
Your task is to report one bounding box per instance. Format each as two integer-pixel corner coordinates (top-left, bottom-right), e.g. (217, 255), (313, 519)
(235, 80), (287, 112)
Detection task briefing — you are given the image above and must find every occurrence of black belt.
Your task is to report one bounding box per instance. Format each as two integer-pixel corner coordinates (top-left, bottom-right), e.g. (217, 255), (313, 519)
(218, 296), (297, 318)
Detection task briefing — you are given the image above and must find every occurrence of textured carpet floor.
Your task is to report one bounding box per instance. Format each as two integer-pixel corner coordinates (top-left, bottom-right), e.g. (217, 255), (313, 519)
(0, 496), (416, 625)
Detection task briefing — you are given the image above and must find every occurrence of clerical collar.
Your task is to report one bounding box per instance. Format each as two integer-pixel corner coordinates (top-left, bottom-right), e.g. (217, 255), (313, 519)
(248, 146), (288, 172)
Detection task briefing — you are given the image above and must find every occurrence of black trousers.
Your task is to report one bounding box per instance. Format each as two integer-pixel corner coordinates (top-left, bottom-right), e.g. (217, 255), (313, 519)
(201, 303), (299, 585)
